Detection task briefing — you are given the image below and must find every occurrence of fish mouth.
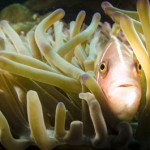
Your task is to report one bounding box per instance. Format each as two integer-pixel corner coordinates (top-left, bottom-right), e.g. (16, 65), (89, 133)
(118, 84), (134, 87)
(111, 79), (139, 88)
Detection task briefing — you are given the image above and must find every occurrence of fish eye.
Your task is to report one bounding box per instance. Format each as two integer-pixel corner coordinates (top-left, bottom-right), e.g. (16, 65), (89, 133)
(100, 62), (107, 73)
(137, 62), (142, 73)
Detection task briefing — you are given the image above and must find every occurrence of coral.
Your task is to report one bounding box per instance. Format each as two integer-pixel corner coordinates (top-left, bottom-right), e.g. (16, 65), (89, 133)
(0, 1), (148, 149)
(0, 4), (33, 23)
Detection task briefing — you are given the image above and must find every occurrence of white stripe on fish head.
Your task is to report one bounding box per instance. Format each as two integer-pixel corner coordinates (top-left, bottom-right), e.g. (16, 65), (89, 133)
(100, 35), (127, 65)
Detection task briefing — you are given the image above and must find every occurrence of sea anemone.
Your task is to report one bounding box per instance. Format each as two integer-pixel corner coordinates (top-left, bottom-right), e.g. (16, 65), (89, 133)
(0, 1), (148, 149)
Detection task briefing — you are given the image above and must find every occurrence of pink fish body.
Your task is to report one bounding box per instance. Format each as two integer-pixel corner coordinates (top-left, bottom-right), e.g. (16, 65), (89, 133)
(96, 36), (142, 121)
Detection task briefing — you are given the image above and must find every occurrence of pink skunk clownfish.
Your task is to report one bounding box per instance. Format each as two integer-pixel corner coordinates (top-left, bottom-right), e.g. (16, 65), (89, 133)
(96, 36), (142, 121)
